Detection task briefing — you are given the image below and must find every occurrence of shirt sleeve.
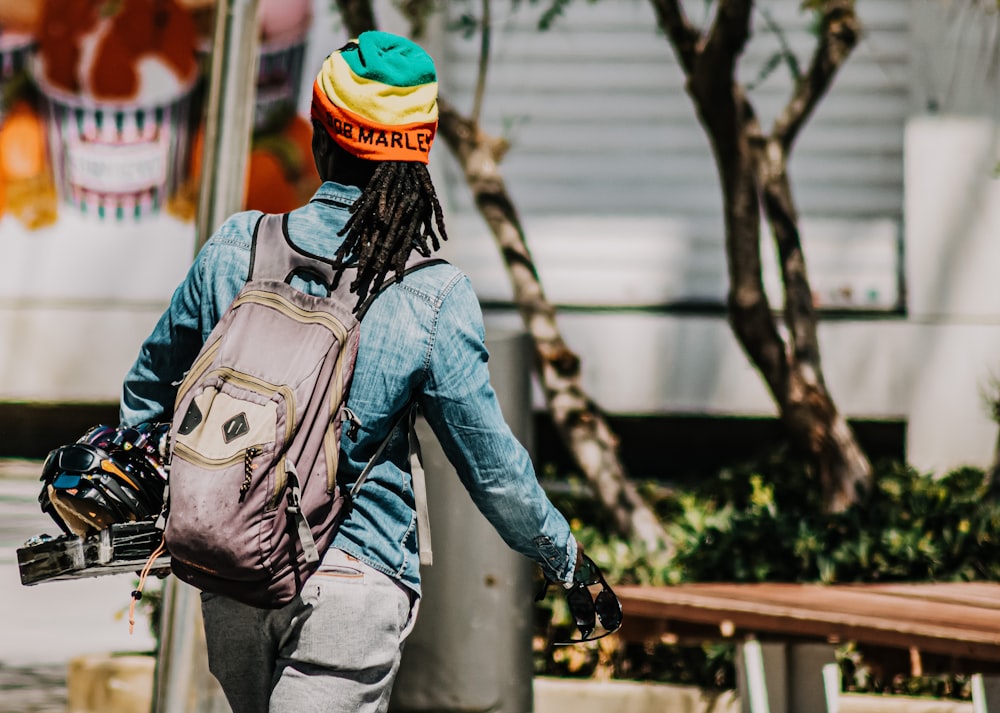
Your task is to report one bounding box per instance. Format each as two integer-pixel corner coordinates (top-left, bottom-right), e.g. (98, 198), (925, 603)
(118, 250), (209, 427)
(119, 214), (258, 427)
(417, 276), (577, 584)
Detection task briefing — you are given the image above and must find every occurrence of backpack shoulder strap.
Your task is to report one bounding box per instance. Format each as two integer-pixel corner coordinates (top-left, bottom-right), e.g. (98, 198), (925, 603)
(349, 404), (433, 566)
(248, 213), (348, 296)
(355, 257), (449, 320)
(406, 406), (433, 566)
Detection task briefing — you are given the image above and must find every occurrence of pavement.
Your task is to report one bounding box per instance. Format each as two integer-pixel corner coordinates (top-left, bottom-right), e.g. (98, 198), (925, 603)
(0, 459), (158, 713)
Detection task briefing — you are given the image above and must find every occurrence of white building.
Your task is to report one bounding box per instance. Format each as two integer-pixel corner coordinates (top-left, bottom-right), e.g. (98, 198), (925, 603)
(1, 0), (998, 474)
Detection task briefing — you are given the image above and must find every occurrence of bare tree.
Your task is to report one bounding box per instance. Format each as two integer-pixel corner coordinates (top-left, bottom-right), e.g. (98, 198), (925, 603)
(649, 0), (872, 512)
(334, 0), (671, 552)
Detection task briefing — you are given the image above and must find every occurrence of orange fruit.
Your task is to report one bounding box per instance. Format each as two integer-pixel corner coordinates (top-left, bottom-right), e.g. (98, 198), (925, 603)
(245, 148), (299, 214)
(282, 115), (320, 196)
(0, 103), (47, 181)
(189, 122), (205, 180)
(6, 175), (58, 230)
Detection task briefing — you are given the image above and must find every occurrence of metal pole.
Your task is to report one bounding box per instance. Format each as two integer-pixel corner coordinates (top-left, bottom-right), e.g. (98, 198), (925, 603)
(390, 330), (536, 713)
(154, 1), (258, 711)
(194, 0), (260, 250)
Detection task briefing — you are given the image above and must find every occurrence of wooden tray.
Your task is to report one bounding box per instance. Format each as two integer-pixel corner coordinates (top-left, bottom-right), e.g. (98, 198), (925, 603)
(17, 521), (170, 585)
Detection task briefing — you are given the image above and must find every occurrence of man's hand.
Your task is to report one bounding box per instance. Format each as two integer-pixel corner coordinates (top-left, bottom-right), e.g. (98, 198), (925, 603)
(566, 538), (586, 587)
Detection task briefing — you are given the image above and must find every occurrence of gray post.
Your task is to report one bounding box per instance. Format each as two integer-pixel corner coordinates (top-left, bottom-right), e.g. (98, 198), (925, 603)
(194, 0), (260, 252)
(972, 673), (1000, 713)
(154, 1), (258, 711)
(737, 640), (839, 713)
(390, 330), (536, 713)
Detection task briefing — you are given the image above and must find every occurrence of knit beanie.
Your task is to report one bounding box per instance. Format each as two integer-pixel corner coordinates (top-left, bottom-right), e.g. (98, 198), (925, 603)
(311, 31), (438, 164)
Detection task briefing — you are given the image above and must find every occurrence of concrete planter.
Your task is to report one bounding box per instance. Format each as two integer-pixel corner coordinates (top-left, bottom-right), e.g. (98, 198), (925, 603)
(67, 653), (154, 713)
(533, 678), (974, 713)
(535, 677), (739, 713)
(63, 659), (975, 713)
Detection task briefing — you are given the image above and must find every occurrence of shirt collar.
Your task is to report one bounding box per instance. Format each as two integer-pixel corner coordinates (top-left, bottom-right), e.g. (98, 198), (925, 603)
(310, 181), (363, 206)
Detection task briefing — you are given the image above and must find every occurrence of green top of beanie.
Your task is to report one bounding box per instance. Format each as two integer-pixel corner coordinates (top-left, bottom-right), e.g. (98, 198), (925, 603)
(340, 31), (437, 88)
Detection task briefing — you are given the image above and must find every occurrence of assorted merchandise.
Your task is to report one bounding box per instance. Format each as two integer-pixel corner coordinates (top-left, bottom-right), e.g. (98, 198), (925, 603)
(32, 0), (200, 221)
(254, 0), (313, 133)
(177, 110), (320, 221)
(0, 28), (57, 229)
(172, 0), (319, 220)
(2, 0), (320, 225)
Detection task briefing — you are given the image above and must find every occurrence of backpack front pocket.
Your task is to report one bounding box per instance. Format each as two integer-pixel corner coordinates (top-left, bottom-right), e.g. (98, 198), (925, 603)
(172, 370), (294, 510)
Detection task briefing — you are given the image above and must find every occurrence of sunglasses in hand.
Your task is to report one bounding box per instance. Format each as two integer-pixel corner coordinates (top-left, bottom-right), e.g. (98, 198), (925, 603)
(537, 554), (623, 645)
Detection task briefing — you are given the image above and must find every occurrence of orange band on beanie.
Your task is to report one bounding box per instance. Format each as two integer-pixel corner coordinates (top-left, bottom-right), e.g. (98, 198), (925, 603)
(311, 80), (436, 163)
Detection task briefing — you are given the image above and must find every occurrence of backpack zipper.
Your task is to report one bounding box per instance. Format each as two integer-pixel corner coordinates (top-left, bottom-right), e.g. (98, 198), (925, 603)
(176, 289), (346, 406)
(342, 407), (362, 441)
(173, 368), (296, 508)
(240, 446), (261, 499)
(172, 442), (285, 510)
(173, 338), (222, 409)
(233, 289), (350, 342)
(172, 441), (268, 469)
(215, 368), (296, 508)
(214, 367), (296, 442)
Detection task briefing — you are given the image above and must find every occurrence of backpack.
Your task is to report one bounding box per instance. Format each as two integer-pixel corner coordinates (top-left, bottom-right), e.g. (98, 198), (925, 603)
(162, 212), (439, 608)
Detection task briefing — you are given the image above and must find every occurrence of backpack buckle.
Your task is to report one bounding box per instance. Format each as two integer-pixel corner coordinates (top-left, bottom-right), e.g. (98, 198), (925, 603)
(342, 407), (362, 441)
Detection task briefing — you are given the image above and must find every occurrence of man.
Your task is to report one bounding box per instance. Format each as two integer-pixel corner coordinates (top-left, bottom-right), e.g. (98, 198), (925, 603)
(120, 31), (587, 713)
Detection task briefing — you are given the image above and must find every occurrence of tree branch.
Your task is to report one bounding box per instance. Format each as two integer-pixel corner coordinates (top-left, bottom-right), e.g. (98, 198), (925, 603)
(648, 1), (786, 391)
(771, 0), (860, 150)
(723, 110), (790, 397)
(471, 0), (491, 126)
(646, 0), (701, 73)
(755, 139), (820, 368)
(761, 1), (859, 366)
(335, 0), (377, 37)
(702, 0), (753, 77)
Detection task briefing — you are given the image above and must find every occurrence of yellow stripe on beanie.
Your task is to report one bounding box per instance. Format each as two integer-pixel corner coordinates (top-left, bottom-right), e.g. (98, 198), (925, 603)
(316, 51), (438, 127)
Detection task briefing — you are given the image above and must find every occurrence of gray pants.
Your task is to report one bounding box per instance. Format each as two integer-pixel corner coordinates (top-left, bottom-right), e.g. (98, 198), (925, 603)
(201, 549), (419, 713)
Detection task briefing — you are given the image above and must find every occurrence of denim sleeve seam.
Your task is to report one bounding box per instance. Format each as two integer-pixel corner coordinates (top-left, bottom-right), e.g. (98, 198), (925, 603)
(208, 211), (258, 250)
(427, 272), (466, 374)
(399, 270), (464, 376)
(422, 299), (441, 375)
(212, 235), (249, 248)
(209, 227), (253, 250)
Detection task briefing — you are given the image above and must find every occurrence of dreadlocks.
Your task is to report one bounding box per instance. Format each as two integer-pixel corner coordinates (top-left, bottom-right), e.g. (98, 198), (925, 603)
(332, 160), (448, 312)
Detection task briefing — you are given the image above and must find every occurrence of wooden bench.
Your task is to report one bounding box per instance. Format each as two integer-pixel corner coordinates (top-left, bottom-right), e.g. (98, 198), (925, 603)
(616, 582), (1000, 713)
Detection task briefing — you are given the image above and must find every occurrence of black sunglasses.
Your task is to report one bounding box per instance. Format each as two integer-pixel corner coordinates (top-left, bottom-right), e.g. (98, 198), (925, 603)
(46, 444), (106, 474)
(537, 554), (623, 645)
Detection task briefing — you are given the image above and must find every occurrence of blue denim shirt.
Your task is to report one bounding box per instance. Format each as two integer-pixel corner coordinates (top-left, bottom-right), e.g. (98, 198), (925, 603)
(120, 182), (577, 594)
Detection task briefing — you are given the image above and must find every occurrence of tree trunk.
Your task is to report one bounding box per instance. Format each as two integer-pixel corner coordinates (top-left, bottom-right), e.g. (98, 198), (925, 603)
(335, 1), (670, 551)
(650, 0), (872, 511)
